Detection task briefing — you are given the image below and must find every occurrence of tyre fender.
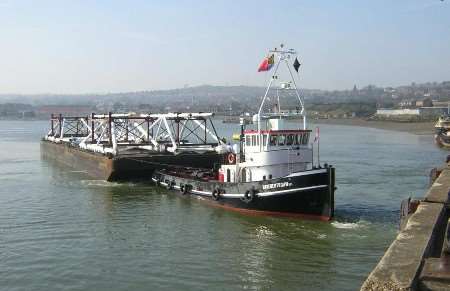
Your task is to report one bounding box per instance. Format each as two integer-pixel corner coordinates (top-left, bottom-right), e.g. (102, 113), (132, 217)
(243, 188), (257, 203)
(212, 188), (220, 200)
(183, 184), (191, 195)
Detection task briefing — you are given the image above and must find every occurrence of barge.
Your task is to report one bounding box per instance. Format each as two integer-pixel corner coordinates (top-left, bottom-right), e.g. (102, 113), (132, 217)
(41, 112), (228, 181)
(152, 45), (336, 220)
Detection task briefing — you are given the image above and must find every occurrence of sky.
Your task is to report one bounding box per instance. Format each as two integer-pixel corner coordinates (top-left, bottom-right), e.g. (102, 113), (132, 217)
(0, 0), (449, 94)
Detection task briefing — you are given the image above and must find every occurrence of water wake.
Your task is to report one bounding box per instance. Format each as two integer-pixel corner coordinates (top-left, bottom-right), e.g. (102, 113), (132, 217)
(331, 221), (367, 230)
(79, 180), (134, 188)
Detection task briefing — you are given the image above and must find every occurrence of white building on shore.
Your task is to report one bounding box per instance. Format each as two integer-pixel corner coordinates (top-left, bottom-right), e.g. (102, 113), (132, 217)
(376, 107), (449, 118)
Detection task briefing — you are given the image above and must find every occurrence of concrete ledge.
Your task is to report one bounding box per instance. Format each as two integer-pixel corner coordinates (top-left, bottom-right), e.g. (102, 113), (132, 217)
(420, 257), (450, 284)
(425, 168), (450, 203)
(361, 202), (444, 291)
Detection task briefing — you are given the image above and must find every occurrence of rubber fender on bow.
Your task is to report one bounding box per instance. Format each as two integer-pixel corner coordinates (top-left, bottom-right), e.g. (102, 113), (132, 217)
(212, 188), (220, 200)
(167, 180), (175, 190)
(243, 189), (257, 203)
(183, 184), (192, 195)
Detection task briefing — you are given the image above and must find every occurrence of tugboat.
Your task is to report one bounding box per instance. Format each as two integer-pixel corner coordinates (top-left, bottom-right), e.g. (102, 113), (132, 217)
(435, 116), (450, 148)
(152, 45), (336, 220)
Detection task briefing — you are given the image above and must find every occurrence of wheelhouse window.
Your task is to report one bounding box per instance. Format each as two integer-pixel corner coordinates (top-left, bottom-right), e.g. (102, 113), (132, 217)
(263, 134), (268, 147)
(286, 134), (294, 146)
(269, 134), (277, 146)
(251, 135), (256, 146)
(246, 135), (251, 147)
(303, 132), (310, 145)
(294, 134), (300, 145)
(278, 134), (286, 146)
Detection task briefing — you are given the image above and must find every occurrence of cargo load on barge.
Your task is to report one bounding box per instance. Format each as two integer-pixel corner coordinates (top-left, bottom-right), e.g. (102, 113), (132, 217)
(152, 45), (336, 220)
(41, 112), (230, 181)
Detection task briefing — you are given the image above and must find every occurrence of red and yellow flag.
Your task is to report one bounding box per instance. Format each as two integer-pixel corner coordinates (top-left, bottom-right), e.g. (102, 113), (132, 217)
(257, 54), (274, 72)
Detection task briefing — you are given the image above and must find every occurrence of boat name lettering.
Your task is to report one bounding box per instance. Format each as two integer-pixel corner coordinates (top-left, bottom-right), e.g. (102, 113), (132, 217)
(262, 182), (293, 190)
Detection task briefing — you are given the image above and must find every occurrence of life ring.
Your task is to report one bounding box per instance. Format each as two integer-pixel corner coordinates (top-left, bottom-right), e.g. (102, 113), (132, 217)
(227, 153), (236, 164)
(212, 188), (221, 200)
(243, 189), (257, 203)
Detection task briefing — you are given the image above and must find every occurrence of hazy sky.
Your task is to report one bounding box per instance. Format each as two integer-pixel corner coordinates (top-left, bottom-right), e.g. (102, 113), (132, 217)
(0, 0), (449, 94)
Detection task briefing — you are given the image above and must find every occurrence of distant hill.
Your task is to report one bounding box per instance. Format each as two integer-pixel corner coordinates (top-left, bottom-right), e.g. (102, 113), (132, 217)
(0, 81), (449, 109)
(0, 85), (265, 106)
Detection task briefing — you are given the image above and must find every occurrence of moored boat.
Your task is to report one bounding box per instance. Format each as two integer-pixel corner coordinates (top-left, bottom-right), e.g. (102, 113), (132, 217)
(434, 116), (450, 148)
(152, 44), (336, 220)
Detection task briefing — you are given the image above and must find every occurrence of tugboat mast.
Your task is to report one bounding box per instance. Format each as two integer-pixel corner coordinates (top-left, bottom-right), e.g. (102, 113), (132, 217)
(256, 44), (306, 131)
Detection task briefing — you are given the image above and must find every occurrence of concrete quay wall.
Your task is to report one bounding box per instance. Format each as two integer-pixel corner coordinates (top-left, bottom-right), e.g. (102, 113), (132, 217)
(361, 165), (450, 291)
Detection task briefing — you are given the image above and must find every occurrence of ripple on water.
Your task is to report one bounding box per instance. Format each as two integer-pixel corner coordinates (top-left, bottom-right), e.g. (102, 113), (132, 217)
(331, 220), (369, 230)
(0, 120), (447, 291)
(79, 180), (134, 188)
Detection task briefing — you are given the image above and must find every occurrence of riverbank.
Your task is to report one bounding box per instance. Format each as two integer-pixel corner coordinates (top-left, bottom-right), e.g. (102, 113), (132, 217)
(314, 118), (435, 135)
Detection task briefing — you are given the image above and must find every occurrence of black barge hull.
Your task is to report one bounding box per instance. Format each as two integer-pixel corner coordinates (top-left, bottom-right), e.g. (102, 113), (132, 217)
(153, 167), (335, 220)
(40, 140), (224, 181)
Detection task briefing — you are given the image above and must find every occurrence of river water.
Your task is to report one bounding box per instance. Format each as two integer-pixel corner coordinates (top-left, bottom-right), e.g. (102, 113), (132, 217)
(0, 120), (446, 291)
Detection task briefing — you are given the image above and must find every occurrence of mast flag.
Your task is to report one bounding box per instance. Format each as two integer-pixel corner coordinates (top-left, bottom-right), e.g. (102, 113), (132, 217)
(257, 54), (274, 72)
(293, 57), (301, 72)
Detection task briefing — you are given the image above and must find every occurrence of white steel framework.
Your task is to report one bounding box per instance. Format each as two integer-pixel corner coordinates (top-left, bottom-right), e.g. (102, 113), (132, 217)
(44, 112), (227, 156)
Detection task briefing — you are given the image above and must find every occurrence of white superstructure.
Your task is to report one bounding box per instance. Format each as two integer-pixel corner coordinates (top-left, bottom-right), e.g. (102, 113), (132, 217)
(220, 44), (314, 183)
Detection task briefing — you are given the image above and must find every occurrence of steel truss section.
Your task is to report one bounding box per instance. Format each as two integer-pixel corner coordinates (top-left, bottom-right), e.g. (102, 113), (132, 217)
(44, 112), (226, 156)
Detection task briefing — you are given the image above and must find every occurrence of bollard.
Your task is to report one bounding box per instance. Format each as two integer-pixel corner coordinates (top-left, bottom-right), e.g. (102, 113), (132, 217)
(399, 198), (421, 231)
(409, 199), (420, 214)
(429, 167), (442, 186)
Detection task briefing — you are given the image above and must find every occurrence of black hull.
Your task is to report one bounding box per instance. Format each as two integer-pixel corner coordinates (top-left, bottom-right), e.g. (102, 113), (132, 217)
(40, 140), (224, 181)
(153, 167), (335, 220)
